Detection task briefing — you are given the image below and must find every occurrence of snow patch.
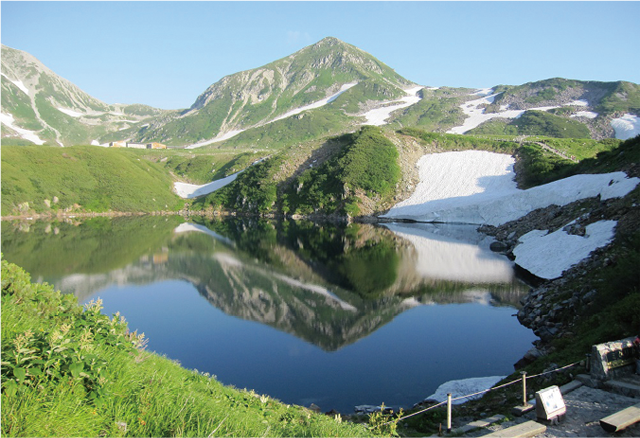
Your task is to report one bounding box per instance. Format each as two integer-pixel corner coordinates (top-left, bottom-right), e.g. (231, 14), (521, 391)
(57, 107), (83, 118)
(184, 83), (359, 149)
(382, 151), (639, 226)
(362, 86), (423, 126)
(447, 88), (564, 134)
(572, 111), (598, 119)
(1, 72), (29, 95)
(425, 376), (505, 405)
(174, 172), (241, 198)
(185, 130), (244, 149)
(0, 112), (45, 145)
(513, 220), (617, 279)
(611, 114), (640, 140)
(270, 82), (357, 123)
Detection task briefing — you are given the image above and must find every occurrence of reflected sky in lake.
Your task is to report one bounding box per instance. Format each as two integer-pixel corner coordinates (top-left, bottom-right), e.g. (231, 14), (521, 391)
(1, 217), (536, 412)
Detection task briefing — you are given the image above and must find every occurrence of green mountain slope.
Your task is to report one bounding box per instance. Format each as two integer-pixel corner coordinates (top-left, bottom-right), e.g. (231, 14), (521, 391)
(194, 126), (401, 216)
(123, 37), (415, 147)
(1, 145), (183, 216)
(1, 45), (167, 146)
(480, 78), (640, 138)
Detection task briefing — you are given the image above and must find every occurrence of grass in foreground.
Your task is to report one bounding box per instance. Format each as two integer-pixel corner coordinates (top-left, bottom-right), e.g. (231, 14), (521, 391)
(1, 258), (380, 437)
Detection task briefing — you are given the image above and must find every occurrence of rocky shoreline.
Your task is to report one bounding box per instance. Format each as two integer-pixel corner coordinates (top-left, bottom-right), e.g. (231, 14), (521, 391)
(479, 186), (640, 366)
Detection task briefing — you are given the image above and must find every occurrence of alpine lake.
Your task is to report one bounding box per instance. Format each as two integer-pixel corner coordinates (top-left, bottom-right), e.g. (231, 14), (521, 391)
(1, 215), (537, 413)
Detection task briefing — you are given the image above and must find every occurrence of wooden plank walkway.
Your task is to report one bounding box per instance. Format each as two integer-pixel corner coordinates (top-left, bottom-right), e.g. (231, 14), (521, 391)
(600, 402), (640, 433)
(483, 420), (546, 438)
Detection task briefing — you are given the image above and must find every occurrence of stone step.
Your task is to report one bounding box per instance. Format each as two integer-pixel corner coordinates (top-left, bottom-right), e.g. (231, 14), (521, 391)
(604, 377), (640, 398)
(482, 420), (547, 437)
(600, 402), (640, 433)
(454, 414), (506, 434)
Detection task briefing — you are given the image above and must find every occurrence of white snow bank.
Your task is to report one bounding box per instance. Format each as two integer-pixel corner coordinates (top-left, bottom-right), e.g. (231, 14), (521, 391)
(1, 72), (29, 95)
(572, 111), (598, 119)
(568, 99), (589, 107)
(0, 112), (45, 144)
(447, 88), (565, 135)
(362, 86), (424, 126)
(57, 107), (83, 118)
(174, 171), (241, 198)
(270, 82), (357, 124)
(382, 150), (640, 226)
(513, 220), (617, 280)
(425, 376), (505, 405)
(611, 114), (640, 140)
(184, 83), (358, 149)
(384, 222), (515, 283)
(185, 130), (244, 149)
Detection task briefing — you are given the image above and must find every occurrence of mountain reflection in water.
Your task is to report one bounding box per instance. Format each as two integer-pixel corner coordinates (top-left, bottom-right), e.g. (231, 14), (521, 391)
(1, 216), (535, 412)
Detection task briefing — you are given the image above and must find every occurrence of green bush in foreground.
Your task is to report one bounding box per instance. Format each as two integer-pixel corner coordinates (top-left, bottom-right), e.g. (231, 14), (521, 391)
(1, 259), (376, 437)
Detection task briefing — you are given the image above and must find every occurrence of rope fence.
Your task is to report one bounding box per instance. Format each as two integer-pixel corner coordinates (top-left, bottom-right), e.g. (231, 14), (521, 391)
(379, 360), (582, 430)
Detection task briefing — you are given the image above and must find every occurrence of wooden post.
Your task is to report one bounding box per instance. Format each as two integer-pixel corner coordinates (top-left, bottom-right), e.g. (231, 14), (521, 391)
(521, 371), (528, 406)
(447, 393), (452, 433)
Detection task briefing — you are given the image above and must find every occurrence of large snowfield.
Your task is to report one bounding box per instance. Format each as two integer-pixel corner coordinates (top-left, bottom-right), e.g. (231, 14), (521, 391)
(382, 150), (640, 279)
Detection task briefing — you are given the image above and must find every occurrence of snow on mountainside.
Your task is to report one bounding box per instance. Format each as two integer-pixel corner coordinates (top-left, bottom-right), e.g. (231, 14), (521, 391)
(446, 79), (640, 140)
(1, 44), (166, 146)
(2, 41), (638, 147)
(382, 150), (640, 279)
(130, 37), (416, 147)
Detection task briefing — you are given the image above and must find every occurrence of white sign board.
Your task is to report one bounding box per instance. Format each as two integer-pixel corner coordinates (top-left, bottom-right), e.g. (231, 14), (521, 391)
(535, 385), (566, 421)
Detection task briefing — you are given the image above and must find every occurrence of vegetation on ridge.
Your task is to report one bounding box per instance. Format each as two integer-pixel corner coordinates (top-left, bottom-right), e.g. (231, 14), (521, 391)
(193, 126), (401, 216)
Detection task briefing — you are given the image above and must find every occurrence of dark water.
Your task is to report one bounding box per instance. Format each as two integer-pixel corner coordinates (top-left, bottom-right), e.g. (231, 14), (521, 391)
(1, 216), (536, 413)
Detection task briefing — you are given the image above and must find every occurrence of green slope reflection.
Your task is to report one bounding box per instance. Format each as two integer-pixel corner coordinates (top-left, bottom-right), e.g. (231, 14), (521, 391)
(2, 217), (529, 352)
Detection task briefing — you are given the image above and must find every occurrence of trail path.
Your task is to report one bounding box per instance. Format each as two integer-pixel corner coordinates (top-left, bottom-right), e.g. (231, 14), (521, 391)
(527, 140), (577, 162)
(459, 384), (640, 437)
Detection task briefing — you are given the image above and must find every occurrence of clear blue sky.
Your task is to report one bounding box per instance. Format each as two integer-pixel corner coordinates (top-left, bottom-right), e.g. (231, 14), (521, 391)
(2, 1), (639, 110)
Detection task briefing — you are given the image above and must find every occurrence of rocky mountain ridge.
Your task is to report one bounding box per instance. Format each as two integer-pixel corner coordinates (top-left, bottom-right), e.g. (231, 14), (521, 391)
(3, 38), (638, 148)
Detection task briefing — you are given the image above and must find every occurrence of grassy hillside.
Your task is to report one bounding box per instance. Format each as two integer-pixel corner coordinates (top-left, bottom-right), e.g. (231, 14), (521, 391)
(0, 258), (377, 437)
(395, 128), (517, 153)
(194, 126), (401, 217)
(466, 110), (592, 138)
(217, 107), (359, 151)
(388, 87), (469, 131)
(1, 146), (183, 216)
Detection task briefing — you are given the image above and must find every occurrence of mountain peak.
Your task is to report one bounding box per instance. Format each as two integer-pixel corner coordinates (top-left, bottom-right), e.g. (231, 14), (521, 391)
(315, 36), (345, 47)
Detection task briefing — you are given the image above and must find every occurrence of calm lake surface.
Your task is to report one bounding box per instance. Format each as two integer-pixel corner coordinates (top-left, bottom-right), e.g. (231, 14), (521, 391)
(1, 216), (537, 413)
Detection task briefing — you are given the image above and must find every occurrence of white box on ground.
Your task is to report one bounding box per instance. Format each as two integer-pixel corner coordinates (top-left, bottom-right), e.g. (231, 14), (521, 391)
(535, 385), (566, 421)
